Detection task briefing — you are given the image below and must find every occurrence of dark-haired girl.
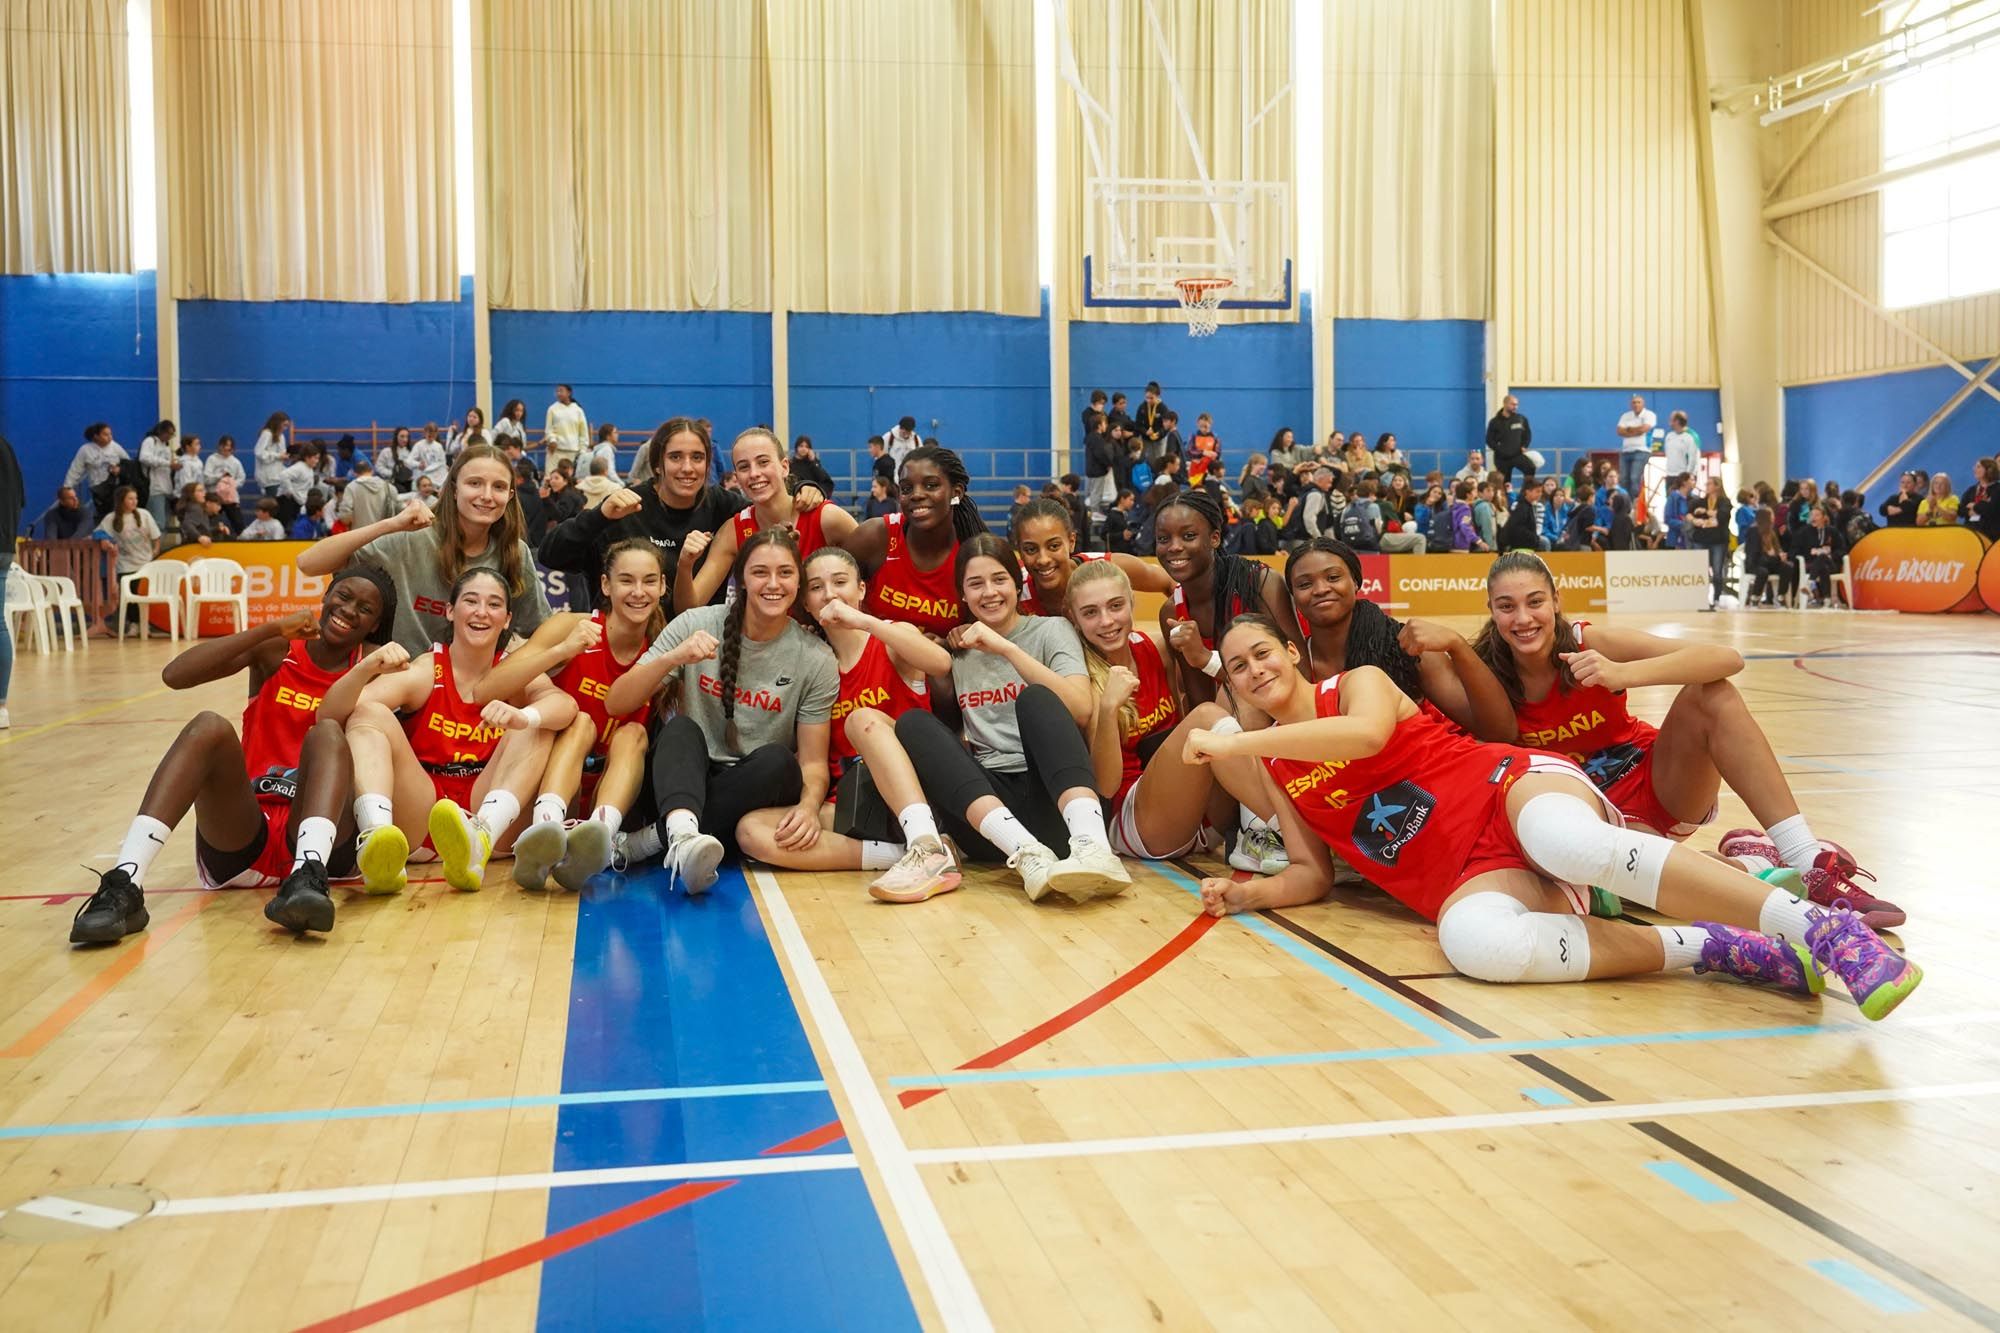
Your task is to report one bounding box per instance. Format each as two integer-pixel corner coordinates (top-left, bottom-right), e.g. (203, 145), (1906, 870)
(1010, 496), (1172, 618)
(842, 444), (987, 637)
(677, 426), (855, 611)
(474, 540), (668, 891)
(69, 568), (399, 944)
(254, 411), (291, 494)
(1471, 552), (1901, 927)
(342, 568), (575, 894)
(1152, 487), (1298, 707)
(607, 530), (838, 895)
(1183, 616), (1921, 1021)
(299, 443), (553, 656)
(137, 419), (177, 529)
(493, 399), (529, 449)
(891, 535), (1131, 902)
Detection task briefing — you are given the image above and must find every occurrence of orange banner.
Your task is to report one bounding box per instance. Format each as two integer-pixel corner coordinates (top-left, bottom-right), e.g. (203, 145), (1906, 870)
(1980, 541), (2000, 615)
(1848, 527), (1991, 613)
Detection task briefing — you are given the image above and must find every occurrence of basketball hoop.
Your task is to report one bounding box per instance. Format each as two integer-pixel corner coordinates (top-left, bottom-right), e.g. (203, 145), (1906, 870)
(1173, 277), (1232, 338)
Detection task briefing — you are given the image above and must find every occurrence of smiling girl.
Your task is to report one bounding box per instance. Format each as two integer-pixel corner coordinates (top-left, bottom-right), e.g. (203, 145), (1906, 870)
(1009, 496), (1172, 618)
(676, 426), (856, 611)
(842, 444), (987, 637)
(1152, 488), (1297, 706)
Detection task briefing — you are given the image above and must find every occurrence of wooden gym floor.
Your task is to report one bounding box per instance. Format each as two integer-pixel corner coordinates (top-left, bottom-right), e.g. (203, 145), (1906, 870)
(1, 609), (1998, 1331)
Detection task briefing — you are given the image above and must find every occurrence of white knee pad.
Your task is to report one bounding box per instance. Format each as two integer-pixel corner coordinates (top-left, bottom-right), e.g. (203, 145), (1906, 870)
(1513, 792), (1671, 908)
(1437, 892), (1592, 984)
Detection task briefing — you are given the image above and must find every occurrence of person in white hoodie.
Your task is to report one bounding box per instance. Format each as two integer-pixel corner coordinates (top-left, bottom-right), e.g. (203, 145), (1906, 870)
(254, 411), (291, 493)
(65, 421), (129, 500)
(137, 419), (178, 530)
(544, 384), (589, 474)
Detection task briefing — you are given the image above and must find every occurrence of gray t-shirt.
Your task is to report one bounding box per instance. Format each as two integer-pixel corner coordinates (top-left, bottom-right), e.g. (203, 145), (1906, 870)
(639, 603), (838, 764)
(951, 615), (1086, 773)
(357, 527), (553, 656)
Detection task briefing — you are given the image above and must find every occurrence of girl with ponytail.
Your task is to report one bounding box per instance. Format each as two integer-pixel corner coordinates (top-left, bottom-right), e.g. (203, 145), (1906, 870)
(606, 530), (839, 894)
(841, 444), (988, 636)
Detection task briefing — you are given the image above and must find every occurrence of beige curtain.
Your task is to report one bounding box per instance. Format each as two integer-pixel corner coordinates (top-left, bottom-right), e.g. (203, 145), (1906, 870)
(0, 0), (131, 274)
(483, 0), (770, 311)
(1326, 0), (1491, 320)
(158, 0), (455, 302)
(768, 0), (1037, 316)
(1058, 0), (1294, 324)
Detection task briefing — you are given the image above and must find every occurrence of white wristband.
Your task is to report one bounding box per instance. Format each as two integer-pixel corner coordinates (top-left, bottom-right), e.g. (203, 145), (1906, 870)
(520, 705), (543, 729)
(1200, 650), (1223, 678)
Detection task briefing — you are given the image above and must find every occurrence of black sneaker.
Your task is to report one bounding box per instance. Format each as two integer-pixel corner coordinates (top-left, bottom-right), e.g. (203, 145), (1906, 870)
(70, 865), (149, 944)
(264, 857), (335, 934)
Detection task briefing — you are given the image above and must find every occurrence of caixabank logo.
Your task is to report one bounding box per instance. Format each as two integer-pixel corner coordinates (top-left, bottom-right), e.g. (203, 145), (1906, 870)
(1349, 780), (1437, 865)
(1580, 742), (1646, 791)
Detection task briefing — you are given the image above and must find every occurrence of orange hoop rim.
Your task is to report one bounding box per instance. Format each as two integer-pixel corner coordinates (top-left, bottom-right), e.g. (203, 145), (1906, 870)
(1173, 277), (1234, 298)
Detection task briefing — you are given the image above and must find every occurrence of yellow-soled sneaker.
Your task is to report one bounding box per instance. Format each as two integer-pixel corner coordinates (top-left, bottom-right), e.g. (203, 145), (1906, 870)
(427, 800), (493, 892)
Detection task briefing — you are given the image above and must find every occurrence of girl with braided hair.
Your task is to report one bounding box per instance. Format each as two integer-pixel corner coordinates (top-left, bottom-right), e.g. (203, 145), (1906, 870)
(841, 444), (987, 636)
(1010, 496), (1172, 617)
(1153, 487), (1298, 708)
(608, 529), (838, 894)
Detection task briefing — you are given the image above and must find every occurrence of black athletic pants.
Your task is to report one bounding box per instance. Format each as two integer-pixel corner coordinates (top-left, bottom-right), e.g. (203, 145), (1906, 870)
(647, 714), (803, 856)
(894, 684), (1097, 862)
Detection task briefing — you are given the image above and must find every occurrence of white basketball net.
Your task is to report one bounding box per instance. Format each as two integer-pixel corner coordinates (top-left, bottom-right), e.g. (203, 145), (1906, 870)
(1174, 278), (1232, 337)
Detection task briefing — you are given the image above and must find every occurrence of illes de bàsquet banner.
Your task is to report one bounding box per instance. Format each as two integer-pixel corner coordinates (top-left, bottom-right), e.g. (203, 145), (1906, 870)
(1848, 528), (1992, 613)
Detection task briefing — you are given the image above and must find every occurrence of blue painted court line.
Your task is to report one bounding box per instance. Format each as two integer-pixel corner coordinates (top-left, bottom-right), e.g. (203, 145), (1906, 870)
(1807, 1260), (1925, 1314)
(1644, 1161), (1735, 1203)
(1521, 1087), (1572, 1107)
(1150, 862), (1468, 1047)
(537, 864), (918, 1333)
(887, 1019), (1868, 1089)
(0, 1081), (832, 1141)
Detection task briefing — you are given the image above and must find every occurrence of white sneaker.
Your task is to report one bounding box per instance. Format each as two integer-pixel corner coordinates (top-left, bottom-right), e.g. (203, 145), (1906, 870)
(663, 829), (724, 895)
(1045, 835), (1133, 902)
(0, 706), (11, 729)
(554, 819), (616, 892)
(1007, 839), (1060, 902)
(867, 835), (962, 904)
(511, 819), (566, 891)
(1229, 824), (1286, 874)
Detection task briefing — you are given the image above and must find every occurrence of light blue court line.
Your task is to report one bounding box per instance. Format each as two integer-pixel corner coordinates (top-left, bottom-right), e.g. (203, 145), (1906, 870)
(1643, 1160), (1735, 1203)
(1807, 1260), (1925, 1314)
(887, 1019), (1871, 1090)
(0, 1079), (830, 1141)
(1150, 862), (1469, 1047)
(1521, 1087), (1572, 1107)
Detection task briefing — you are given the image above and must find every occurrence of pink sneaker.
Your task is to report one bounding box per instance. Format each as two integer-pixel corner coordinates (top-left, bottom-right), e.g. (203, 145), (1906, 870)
(1718, 827), (1781, 863)
(1802, 850), (1904, 930)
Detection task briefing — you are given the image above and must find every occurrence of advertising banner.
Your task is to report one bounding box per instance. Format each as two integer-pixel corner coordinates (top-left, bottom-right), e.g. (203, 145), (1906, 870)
(1385, 552), (1607, 617)
(1604, 550), (1711, 612)
(1848, 528), (1991, 613)
(1981, 541), (2000, 615)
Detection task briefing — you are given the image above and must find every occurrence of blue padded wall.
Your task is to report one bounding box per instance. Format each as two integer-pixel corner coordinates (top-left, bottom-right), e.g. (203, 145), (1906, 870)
(1785, 363), (2000, 499)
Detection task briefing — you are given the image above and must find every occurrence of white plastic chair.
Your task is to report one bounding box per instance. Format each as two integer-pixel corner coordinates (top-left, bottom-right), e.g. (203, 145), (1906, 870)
(31, 574), (86, 651)
(5, 564), (54, 654)
(117, 561), (186, 641)
(183, 557), (249, 634)
(1795, 553), (1854, 610)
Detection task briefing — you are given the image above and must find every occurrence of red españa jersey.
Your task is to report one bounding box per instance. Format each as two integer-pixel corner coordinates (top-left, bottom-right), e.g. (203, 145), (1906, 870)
(406, 643), (508, 773)
(1113, 631), (1180, 802)
(1170, 582), (1256, 652)
(240, 639), (356, 803)
(1507, 620), (1656, 792)
(730, 502), (829, 563)
(1019, 552), (1108, 617)
(1263, 675), (1536, 921)
(830, 634), (928, 775)
(861, 513), (961, 637)
(552, 611), (652, 756)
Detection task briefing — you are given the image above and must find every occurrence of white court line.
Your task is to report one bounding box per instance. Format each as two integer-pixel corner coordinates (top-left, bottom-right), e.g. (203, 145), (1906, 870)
(751, 868), (994, 1333)
(907, 1079), (2000, 1167)
(12, 1196), (145, 1229)
(150, 1152), (858, 1218)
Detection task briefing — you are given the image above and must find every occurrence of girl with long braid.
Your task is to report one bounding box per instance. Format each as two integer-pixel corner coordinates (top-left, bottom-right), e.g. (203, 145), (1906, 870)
(1010, 496), (1172, 617)
(607, 530), (838, 894)
(1183, 615), (1923, 1021)
(842, 444), (987, 637)
(1470, 552), (1902, 926)
(1152, 487), (1298, 707)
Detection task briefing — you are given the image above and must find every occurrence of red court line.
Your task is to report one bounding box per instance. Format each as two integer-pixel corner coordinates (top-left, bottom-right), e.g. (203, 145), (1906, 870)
(292, 1180), (733, 1333)
(2, 893), (216, 1059)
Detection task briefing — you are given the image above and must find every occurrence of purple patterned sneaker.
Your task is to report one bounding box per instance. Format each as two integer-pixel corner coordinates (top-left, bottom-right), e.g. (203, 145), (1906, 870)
(1692, 922), (1824, 996)
(1802, 850), (1904, 930)
(1805, 907), (1922, 1021)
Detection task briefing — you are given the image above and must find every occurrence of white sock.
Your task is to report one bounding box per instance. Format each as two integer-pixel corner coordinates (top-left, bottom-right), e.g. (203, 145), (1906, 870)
(533, 793), (568, 826)
(291, 816), (336, 872)
(1656, 924), (1704, 970)
(1766, 814), (1819, 872)
(896, 802), (939, 845)
(665, 808), (701, 842)
(977, 807), (1036, 858)
(861, 839), (901, 869)
(1758, 887), (1816, 942)
(1239, 803), (1267, 833)
(475, 790), (521, 836)
(624, 822), (663, 859)
(1731, 852), (1776, 874)
(116, 815), (172, 887)
(354, 793), (393, 835)
(1061, 795), (1110, 849)
(590, 804), (621, 829)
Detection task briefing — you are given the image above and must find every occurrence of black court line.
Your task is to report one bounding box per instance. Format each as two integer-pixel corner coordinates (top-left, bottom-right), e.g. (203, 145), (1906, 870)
(1258, 908), (1995, 1326)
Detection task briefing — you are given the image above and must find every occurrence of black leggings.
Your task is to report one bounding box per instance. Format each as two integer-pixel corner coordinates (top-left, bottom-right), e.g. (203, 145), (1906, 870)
(894, 683), (1097, 862)
(647, 714), (803, 856)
